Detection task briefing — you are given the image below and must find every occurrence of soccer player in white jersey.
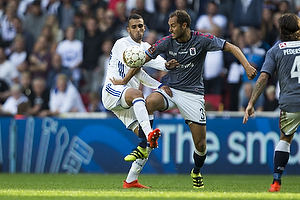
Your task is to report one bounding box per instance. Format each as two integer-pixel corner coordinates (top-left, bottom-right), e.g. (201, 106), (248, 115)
(102, 14), (173, 188)
(112, 10), (257, 188)
(243, 13), (300, 192)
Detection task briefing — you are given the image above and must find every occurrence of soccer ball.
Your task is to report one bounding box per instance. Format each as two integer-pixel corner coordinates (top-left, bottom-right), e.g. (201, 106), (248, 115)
(123, 46), (146, 68)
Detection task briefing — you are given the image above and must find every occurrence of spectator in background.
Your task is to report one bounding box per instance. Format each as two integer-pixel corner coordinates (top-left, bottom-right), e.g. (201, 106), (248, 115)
(40, 73), (86, 116)
(225, 27), (245, 111)
(126, 0), (155, 15)
(89, 0), (107, 16)
(56, 25), (83, 89)
(114, 1), (129, 39)
(0, 47), (19, 87)
(87, 91), (106, 112)
(261, 5), (279, 47)
(232, 0), (262, 29)
(42, 0), (61, 15)
(27, 77), (50, 116)
(263, 84), (278, 111)
(28, 35), (52, 80)
(239, 82), (263, 111)
(22, 0), (48, 41)
(39, 25), (58, 53)
(96, 6), (107, 32)
(73, 12), (85, 42)
(0, 79), (10, 104)
(81, 16), (103, 93)
(96, 38), (113, 91)
(12, 16), (35, 55)
(102, 9), (118, 39)
(130, 0), (153, 29)
(0, 3), (17, 48)
(203, 24), (227, 95)
(0, 83), (28, 116)
(20, 71), (32, 98)
(149, 0), (172, 38)
(174, 0), (197, 30)
(8, 34), (28, 74)
(57, 0), (75, 31)
(46, 53), (71, 89)
(277, 0), (292, 14)
(44, 14), (64, 43)
(239, 27), (270, 110)
(195, 0), (227, 38)
(78, 1), (91, 22)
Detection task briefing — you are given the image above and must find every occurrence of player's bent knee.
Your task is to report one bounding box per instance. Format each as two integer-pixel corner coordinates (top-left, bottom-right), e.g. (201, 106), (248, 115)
(194, 140), (206, 152)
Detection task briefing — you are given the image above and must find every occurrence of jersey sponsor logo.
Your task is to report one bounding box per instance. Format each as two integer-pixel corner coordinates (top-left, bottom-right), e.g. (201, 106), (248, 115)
(178, 51), (188, 54)
(279, 41), (300, 49)
(169, 51), (177, 56)
(190, 47), (196, 56)
(176, 62), (194, 69)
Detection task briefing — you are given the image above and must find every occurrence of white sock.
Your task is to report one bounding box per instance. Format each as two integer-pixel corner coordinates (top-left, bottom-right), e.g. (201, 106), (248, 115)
(126, 147), (152, 183)
(133, 98), (152, 137)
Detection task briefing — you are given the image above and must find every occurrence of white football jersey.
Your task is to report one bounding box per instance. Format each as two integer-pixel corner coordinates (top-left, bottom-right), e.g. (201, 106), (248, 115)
(104, 36), (166, 90)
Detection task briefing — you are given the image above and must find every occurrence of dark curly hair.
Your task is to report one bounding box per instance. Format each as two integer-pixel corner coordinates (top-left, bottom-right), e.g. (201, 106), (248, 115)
(279, 13), (300, 41)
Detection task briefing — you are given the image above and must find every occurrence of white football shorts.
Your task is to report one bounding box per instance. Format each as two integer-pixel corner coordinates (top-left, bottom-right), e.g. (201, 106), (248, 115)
(156, 87), (206, 125)
(279, 111), (300, 136)
(102, 83), (138, 131)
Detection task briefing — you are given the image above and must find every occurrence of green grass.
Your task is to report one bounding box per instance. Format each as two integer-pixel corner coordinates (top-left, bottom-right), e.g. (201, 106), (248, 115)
(0, 174), (299, 200)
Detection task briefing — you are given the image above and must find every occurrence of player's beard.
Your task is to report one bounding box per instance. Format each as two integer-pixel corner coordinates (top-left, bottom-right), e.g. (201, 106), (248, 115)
(172, 29), (185, 40)
(130, 32), (143, 43)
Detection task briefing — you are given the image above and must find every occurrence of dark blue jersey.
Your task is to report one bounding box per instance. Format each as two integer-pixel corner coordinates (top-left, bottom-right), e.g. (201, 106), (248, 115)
(146, 31), (225, 95)
(261, 41), (300, 112)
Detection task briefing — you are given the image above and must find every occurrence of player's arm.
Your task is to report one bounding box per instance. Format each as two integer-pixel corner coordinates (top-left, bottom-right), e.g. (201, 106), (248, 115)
(135, 69), (173, 97)
(243, 72), (269, 124)
(110, 54), (151, 85)
(223, 41), (257, 80)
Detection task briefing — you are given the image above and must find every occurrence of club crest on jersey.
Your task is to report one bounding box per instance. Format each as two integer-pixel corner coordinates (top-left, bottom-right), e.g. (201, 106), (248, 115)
(190, 47), (196, 56)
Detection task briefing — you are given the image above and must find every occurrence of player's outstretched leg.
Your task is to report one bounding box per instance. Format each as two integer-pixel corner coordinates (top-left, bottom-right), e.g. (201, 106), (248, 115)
(147, 128), (161, 148)
(124, 146), (148, 162)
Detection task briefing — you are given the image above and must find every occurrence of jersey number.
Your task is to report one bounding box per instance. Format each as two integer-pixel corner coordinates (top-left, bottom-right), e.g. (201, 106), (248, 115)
(291, 56), (300, 83)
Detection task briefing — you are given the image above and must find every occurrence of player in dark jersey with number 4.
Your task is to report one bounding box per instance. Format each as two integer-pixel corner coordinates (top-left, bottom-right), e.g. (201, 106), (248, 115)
(112, 10), (257, 188)
(244, 13), (300, 192)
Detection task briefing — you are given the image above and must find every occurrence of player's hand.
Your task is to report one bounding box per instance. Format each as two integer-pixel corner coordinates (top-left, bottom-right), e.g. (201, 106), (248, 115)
(160, 85), (173, 97)
(165, 59), (179, 70)
(246, 64), (257, 80)
(243, 104), (255, 124)
(110, 77), (126, 85)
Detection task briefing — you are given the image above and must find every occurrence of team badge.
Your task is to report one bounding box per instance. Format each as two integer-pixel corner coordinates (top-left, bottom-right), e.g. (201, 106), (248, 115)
(190, 47), (196, 56)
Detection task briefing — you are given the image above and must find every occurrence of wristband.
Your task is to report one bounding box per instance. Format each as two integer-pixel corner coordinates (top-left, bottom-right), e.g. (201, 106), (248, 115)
(158, 83), (164, 89)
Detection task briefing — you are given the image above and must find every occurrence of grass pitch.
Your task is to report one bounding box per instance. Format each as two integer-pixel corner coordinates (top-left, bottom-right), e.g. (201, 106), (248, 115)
(0, 174), (299, 200)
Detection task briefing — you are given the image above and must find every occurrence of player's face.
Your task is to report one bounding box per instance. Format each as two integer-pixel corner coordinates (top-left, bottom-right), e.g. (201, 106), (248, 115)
(168, 16), (185, 40)
(127, 18), (145, 43)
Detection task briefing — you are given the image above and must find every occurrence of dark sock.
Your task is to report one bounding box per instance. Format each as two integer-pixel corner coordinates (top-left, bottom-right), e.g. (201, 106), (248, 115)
(193, 152), (206, 174)
(150, 119), (153, 127)
(138, 125), (147, 148)
(273, 151), (289, 185)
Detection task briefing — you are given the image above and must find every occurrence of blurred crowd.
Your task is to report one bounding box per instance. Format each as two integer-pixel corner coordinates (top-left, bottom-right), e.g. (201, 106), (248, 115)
(0, 0), (298, 117)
